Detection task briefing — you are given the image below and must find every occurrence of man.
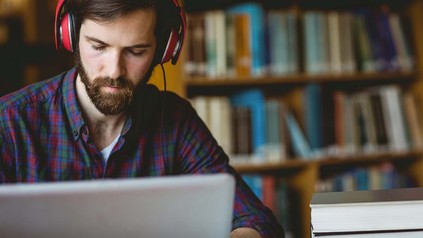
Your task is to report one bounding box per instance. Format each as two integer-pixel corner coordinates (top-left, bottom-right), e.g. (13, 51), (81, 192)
(0, 0), (284, 237)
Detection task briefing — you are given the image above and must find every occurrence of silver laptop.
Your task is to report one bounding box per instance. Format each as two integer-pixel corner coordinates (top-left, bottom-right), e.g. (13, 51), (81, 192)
(0, 173), (235, 238)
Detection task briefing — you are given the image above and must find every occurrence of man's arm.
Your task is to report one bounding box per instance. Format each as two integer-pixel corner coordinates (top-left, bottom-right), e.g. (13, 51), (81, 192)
(0, 126), (8, 183)
(231, 228), (261, 238)
(0, 123), (15, 183)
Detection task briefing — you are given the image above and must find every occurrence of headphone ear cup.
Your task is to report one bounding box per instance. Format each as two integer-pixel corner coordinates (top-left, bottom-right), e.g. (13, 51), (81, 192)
(60, 13), (76, 52)
(160, 29), (179, 64)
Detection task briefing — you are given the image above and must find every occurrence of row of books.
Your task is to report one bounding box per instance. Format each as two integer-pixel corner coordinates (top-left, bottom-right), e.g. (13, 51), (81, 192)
(331, 85), (423, 155)
(315, 162), (415, 193)
(184, 3), (414, 78)
(191, 89), (289, 164)
(190, 85), (423, 162)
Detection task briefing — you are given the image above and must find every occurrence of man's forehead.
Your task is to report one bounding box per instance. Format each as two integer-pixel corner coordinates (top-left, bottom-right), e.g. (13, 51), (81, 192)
(80, 9), (156, 45)
(84, 8), (156, 25)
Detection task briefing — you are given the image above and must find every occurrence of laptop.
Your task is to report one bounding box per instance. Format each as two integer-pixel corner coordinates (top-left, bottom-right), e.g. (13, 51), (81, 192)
(0, 173), (235, 238)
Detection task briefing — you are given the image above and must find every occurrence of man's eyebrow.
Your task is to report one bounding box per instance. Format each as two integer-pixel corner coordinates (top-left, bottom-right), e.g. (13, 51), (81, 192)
(85, 36), (108, 45)
(85, 36), (152, 48)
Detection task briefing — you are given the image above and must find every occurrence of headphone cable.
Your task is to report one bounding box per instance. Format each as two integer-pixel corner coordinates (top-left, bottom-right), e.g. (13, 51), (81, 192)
(160, 63), (167, 126)
(159, 63), (167, 164)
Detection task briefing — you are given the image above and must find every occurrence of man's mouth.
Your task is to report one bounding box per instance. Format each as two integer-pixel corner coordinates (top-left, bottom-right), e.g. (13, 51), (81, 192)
(102, 85), (121, 93)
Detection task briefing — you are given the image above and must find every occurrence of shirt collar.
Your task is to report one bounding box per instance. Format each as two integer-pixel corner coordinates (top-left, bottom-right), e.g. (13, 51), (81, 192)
(62, 68), (86, 141)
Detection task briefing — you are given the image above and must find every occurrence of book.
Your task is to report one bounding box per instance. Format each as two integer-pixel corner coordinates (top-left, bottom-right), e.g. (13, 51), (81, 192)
(262, 175), (277, 212)
(265, 99), (286, 162)
(233, 13), (252, 77)
(303, 11), (329, 74)
(190, 96), (210, 127)
(378, 85), (410, 151)
(339, 12), (356, 73)
(353, 12), (376, 72)
(208, 97), (232, 154)
(227, 3), (266, 76)
(191, 96), (233, 155)
(402, 92), (423, 149)
(267, 10), (298, 75)
(204, 11), (218, 77)
(231, 89), (267, 160)
(231, 106), (253, 158)
(225, 14), (236, 77)
(333, 91), (347, 152)
(354, 93), (378, 153)
(310, 187), (423, 235)
(389, 13), (415, 71)
(304, 84), (324, 152)
(369, 93), (389, 148)
(327, 11), (342, 74)
(267, 10), (291, 75)
(186, 13), (207, 76)
(213, 10), (228, 77)
(283, 108), (313, 159)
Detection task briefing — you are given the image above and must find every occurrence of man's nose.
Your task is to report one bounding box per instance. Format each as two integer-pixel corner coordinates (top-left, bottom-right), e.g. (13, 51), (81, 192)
(108, 51), (126, 79)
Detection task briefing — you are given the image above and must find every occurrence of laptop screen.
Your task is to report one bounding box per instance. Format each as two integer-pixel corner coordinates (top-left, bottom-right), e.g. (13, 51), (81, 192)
(0, 173), (235, 238)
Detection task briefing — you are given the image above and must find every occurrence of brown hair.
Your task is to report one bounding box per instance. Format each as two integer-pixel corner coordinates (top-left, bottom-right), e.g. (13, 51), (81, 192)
(67, 0), (178, 65)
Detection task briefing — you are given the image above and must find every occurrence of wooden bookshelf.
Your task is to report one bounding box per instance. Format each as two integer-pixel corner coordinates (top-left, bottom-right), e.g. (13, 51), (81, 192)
(180, 0), (423, 237)
(185, 72), (417, 87)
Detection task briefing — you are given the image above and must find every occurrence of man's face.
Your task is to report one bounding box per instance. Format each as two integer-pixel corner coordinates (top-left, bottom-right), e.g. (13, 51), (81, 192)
(77, 8), (157, 115)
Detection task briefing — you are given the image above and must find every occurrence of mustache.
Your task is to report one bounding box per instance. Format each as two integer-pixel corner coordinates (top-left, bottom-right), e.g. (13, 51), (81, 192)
(93, 76), (134, 89)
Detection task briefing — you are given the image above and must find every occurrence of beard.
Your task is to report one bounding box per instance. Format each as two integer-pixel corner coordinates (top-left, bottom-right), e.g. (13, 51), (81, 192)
(75, 52), (154, 116)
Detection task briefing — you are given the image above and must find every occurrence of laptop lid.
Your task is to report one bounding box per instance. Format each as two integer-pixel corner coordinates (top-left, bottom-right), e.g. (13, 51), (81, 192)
(0, 173), (235, 238)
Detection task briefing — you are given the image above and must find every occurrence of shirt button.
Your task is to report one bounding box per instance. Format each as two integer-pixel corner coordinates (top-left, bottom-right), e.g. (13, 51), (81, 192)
(73, 130), (79, 137)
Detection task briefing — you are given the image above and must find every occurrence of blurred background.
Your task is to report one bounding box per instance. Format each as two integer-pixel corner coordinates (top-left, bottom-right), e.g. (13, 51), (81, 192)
(0, 0), (73, 96)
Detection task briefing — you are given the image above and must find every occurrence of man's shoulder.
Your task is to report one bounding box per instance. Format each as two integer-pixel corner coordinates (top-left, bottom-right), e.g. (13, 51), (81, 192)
(140, 84), (193, 122)
(0, 71), (68, 112)
(143, 84), (191, 109)
(160, 88), (191, 112)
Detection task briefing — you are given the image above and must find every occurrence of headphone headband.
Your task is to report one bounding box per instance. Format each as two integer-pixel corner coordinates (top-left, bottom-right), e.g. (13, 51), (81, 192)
(54, 0), (186, 65)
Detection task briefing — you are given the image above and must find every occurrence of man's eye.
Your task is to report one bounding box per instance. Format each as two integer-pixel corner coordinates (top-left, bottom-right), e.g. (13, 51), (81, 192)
(91, 45), (106, 51)
(127, 49), (145, 56)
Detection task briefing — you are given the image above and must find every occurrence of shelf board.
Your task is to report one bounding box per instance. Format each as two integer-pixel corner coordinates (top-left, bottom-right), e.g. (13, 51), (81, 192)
(232, 150), (423, 173)
(185, 71), (417, 87)
(232, 159), (309, 174)
(317, 150), (423, 167)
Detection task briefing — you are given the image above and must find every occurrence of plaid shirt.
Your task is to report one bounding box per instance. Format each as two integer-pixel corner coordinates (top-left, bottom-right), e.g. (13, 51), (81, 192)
(0, 68), (284, 237)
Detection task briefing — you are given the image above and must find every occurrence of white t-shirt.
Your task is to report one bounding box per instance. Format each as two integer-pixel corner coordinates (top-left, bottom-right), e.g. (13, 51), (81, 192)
(101, 135), (120, 162)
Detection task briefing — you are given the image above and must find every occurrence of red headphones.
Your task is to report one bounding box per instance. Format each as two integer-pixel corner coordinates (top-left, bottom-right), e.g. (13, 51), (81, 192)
(54, 0), (186, 65)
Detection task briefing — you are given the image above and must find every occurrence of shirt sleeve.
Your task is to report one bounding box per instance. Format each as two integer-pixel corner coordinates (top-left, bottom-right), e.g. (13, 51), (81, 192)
(172, 98), (285, 238)
(0, 123), (15, 183)
(0, 126), (5, 183)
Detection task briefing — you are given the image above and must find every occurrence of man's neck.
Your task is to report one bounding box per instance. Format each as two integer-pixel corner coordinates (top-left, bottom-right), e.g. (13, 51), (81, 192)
(75, 76), (127, 150)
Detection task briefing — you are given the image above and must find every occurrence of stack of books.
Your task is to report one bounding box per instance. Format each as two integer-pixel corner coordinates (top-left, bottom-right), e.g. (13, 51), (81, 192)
(310, 187), (423, 237)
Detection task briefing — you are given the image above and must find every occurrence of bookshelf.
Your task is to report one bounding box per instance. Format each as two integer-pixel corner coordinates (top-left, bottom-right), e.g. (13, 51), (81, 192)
(180, 0), (423, 237)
